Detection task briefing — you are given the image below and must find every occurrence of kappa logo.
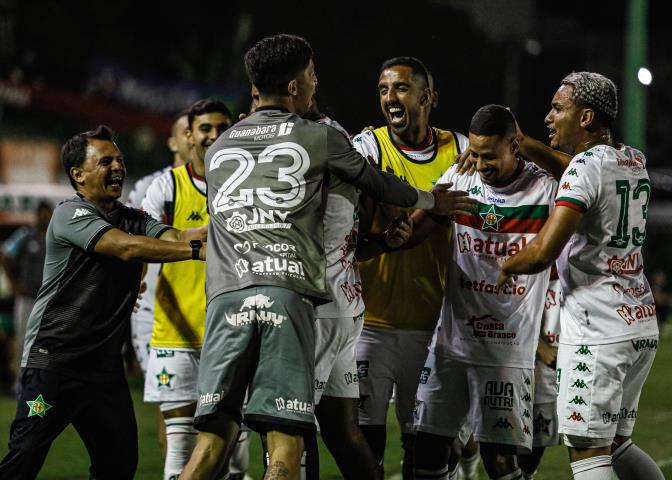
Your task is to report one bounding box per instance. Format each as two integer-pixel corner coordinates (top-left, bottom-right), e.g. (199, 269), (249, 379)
(607, 253), (642, 276)
(617, 304), (656, 326)
(187, 211), (204, 221)
(492, 417), (514, 429)
(567, 412), (586, 422)
(573, 362), (591, 373)
(274, 397), (313, 415)
(225, 209), (291, 233)
(567, 168), (578, 176)
(560, 182), (571, 190)
(469, 186), (483, 196)
(571, 379), (588, 389)
(522, 409), (531, 418)
(234, 258), (249, 278)
(71, 208), (91, 219)
(523, 425), (531, 436)
(575, 346), (592, 355)
(568, 395), (588, 406)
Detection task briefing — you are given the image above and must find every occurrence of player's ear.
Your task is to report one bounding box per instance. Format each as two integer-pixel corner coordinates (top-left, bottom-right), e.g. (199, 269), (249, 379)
(185, 128), (195, 147)
(579, 108), (595, 129)
(288, 79), (299, 97)
(420, 87), (431, 107)
(510, 136), (520, 155)
(70, 166), (85, 186)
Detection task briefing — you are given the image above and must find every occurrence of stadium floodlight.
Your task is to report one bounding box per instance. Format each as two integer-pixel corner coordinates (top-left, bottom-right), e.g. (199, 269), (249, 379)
(637, 67), (653, 85)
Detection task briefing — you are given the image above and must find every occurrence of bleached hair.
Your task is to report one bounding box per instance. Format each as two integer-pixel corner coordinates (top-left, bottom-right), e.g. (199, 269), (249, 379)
(562, 71), (618, 120)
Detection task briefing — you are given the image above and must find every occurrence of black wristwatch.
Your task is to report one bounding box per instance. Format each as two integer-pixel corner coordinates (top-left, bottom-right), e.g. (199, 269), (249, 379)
(190, 240), (203, 260)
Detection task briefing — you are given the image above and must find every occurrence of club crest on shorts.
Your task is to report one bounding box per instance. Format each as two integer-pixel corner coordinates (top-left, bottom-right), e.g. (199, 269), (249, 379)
(156, 367), (175, 388)
(26, 394), (52, 418)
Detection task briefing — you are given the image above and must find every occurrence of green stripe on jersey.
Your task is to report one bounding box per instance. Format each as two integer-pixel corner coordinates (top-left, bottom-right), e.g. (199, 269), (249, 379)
(476, 201), (549, 219)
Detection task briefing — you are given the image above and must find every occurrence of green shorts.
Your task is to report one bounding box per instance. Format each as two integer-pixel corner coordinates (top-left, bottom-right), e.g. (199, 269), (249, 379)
(194, 286), (316, 435)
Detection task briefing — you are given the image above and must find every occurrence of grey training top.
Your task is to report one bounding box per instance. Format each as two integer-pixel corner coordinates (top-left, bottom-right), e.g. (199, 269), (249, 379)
(205, 106), (429, 303)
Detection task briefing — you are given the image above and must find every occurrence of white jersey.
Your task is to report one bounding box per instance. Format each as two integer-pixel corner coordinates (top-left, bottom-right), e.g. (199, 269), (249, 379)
(315, 116), (364, 318)
(127, 166), (172, 322)
(555, 144), (658, 345)
(141, 166), (207, 221)
(534, 275), (562, 403)
(432, 161), (557, 368)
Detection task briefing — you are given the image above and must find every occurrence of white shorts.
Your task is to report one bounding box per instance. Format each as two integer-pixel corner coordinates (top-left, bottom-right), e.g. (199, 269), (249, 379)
(131, 308), (154, 375)
(532, 402), (560, 447)
(556, 336), (657, 448)
(314, 314), (364, 404)
(144, 348), (200, 404)
(414, 350), (534, 451)
(357, 326), (432, 434)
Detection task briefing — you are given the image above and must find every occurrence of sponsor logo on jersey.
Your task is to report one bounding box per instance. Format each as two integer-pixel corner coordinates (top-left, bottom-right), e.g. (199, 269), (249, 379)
(251, 256), (306, 280)
(199, 389), (225, 406)
(460, 277), (526, 296)
(631, 338), (658, 352)
(480, 205), (505, 231)
(314, 379), (326, 392)
(227, 123), (293, 141)
(616, 304), (656, 326)
(613, 283), (648, 298)
(617, 155), (644, 170)
(545, 288), (558, 310)
(26, 394), (52, 418)
(225, 209), (291, 233)
(457, 232), (529, 257)
(492, 417), (514, 429)
(344, 371), (358, 385)
(225, 294), (286, 327)
(274, 397), (313, 415)
(607, 253), (642, 276)
(483, 381), (514, 410)
(356, 360), (369, 379)
(234, 241), (253, 254)
(466, 314), (517, 340)
(71, 208), (91, 219)
(602, 408), (637, 424)
(234, 258), (249, 278)
(419, 367), (431, 385)
(156, 367), (175, 388)
(155, 350), (175, 358)
(567, 412), (585, 422)
(487, 195), (505, 204)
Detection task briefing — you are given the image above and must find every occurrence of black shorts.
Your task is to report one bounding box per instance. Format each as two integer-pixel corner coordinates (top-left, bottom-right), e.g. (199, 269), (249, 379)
(0, 368), (138, 480)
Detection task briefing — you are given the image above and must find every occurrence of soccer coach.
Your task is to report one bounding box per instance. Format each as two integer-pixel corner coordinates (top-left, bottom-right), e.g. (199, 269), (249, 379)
(0, 125), (206, 480)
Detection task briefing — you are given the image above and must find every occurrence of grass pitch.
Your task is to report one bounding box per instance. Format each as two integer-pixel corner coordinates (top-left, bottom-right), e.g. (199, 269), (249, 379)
(1, 327), (671, 479)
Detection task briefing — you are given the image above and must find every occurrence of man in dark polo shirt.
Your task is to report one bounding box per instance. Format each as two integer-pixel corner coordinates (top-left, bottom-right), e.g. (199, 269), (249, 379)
(0, 125), (207, 480)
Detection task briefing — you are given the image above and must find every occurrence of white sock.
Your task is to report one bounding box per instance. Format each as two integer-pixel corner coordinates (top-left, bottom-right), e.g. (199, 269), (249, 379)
(612, 439), (665, 480)
(492, 468), (523, 480)
(414, 464), (451, 479)
(459, 449), (481, 479)
(570, 455), (617, 480)
(164, 416), (197, 480)
(228, 430), (250, 474)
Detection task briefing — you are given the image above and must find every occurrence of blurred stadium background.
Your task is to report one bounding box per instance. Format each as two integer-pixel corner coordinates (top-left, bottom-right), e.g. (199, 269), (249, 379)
(0, 0), (671, 478)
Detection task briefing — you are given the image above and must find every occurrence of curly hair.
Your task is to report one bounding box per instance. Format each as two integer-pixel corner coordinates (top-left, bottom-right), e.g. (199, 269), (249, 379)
(562, 71), (618, 122)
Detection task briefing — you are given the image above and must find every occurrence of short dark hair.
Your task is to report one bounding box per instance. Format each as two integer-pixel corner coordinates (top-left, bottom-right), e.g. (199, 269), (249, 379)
(187, 98), (232, 129)
(379, 56), (430, 88)
(244, 34), (313, 96)
(469, 104), (517, 139)
(61, 125), (115, 188)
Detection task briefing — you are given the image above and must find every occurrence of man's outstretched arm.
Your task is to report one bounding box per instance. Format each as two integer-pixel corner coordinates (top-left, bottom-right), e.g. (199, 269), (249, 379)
(497, 205), (583, 286)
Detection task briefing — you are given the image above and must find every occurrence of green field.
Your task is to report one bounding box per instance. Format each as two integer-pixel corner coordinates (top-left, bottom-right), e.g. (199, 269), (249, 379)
(2, 328), (672, 479)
